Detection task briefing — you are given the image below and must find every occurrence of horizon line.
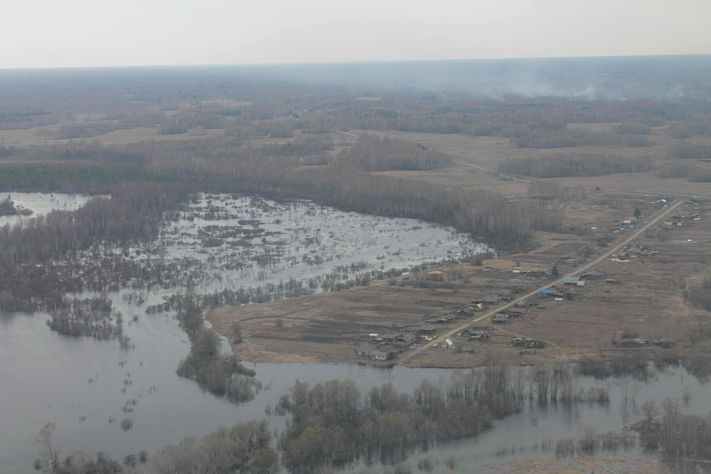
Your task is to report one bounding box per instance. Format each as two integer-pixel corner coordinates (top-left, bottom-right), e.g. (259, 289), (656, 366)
(1, 52), (710, 73)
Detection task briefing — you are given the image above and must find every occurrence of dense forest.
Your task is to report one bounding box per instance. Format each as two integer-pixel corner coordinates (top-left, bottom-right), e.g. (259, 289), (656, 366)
(333, 135), (453, 171)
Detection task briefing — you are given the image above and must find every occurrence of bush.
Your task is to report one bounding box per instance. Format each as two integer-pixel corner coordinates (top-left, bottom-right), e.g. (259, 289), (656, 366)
(120, 417), (133, 431)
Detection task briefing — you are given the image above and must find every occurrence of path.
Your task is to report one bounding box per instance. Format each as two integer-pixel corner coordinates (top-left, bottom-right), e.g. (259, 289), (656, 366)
(400, 199), (685, 365)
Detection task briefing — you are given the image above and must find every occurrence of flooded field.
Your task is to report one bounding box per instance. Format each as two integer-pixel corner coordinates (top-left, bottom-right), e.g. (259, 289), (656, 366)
(126, 193), (485, 298)
(0, 192), (484, 472)
(0, 192), (93, 227)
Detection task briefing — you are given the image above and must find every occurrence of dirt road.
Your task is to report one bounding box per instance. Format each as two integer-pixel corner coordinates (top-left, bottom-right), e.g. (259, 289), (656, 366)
(400, 199), (685, 365)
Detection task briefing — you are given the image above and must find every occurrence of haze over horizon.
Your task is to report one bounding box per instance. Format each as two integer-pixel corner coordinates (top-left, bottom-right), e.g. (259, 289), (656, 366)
(3, 0), (711, 70)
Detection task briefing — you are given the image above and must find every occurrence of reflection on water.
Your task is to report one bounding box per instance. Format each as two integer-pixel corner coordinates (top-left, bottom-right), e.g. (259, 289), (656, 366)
(2, 308), (711, 473)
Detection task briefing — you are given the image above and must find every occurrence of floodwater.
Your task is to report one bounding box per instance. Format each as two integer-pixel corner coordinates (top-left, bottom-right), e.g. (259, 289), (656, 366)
(1, 193), (710, 473)
(0, 192), (93, 228)
(0, 312), (453, 473)
(3, 310), (711, 473)
(0, 193), (483, 472)
(124, 193), (486, 295)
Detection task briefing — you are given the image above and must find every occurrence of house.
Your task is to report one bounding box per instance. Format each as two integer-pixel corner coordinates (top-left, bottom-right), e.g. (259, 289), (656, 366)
(392, 334), (416, 347)
(372, 350), (395, 361)
(472, 294), (510, 305)
(581, 270), (605, 280)
(466, 329), (491, 341)
(426, 316), (453, 324)
(539, 287), (565, 298)
(379, 333), (413, 345)
(492, 313), (510, 324)
(653, 339), (674, 348)
(355, 347), (396, 361)
(563, 276), (580, 285)
(512, 337), (545, 348)
(414, 325), (437, 336)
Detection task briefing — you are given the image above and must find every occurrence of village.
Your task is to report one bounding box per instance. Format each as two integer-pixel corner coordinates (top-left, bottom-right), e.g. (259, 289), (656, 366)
(209, 194), (711, 368)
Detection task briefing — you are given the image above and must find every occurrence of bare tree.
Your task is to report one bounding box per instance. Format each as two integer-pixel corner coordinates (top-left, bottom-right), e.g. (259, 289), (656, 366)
(35, 423), (60, 473)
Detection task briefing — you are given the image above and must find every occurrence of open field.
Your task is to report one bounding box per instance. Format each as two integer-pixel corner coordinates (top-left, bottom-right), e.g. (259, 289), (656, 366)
(359, 130), (711, 199)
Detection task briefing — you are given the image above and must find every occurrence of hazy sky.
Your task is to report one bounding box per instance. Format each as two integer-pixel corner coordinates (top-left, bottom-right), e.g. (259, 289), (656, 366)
(3, 0), (711, 69)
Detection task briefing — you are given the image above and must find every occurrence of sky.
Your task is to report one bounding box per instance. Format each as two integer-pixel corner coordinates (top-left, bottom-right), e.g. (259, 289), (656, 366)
(2, 0), (711, 69)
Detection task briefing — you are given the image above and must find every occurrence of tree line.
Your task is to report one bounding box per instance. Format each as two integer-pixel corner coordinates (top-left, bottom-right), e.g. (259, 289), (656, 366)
(332, 134), (453, 171)
(499, 154), (651, 177)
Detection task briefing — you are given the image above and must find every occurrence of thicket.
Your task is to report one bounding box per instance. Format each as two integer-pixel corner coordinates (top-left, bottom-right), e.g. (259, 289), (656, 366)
(33, 420), (275, 474)
(33, 366), (612, 473)
(636, 399), (711, 460)
(46, 295), (122, 340)
(0, 182), (186, 311)
(615, 123), (652, 135)
(333, 135), (453, 171)
(669, 120), (711, 138)
(277, 369), (522, 473)
(175, 291), (260, 403)
(0, 162), (160, 194)
(528, 182), (587, 201)
(510, 128), (651, 148)
(499, 154), (651, 177)
(276, 365), (610, 473)
(686, 277), (711, 311)
(658, 162), (711, 182)
(0, 196), (18, 216)
(139, 139), (560, 247)
(671, 143), (711, 160)
(150, 420), (278, 474)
